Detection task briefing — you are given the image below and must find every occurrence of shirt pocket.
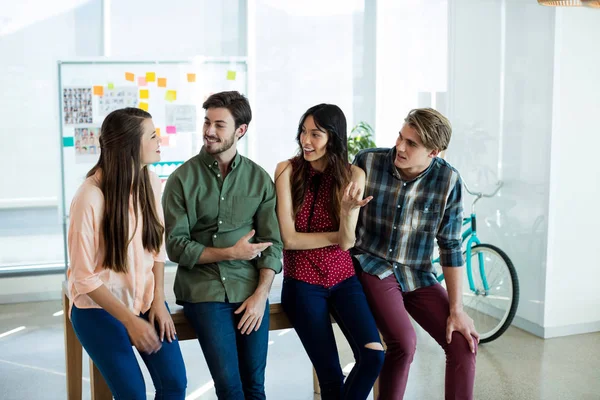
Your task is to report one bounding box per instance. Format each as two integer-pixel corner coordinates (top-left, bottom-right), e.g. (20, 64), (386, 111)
(411, 201), (441, 233)
(231, 195), (262, 224)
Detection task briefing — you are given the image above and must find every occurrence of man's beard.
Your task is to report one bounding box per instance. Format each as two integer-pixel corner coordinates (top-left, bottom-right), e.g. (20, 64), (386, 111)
(205, 133), (235, 155)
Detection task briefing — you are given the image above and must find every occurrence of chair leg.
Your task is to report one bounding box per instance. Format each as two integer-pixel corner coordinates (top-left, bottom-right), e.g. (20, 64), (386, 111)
(89, 358), (112, 400)
(312, 367), (321, 394)
(63, 291), (82, 400)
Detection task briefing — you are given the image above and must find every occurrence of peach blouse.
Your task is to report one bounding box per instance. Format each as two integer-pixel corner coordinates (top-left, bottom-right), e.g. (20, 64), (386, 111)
(67, 170), (166, 315)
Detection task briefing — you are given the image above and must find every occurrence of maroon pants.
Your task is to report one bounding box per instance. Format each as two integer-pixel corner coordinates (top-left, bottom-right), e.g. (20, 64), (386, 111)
(358, 273), (477, 400)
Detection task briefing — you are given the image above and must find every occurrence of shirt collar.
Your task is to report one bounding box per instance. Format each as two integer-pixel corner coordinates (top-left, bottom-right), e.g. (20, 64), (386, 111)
(198, 146), (242, 170)
(387, 148), (437, 183)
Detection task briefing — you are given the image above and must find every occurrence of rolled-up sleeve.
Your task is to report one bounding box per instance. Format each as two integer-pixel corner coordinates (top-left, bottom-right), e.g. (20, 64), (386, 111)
(254, 180), (283, 273)
(162, 175), (205, 269)
(68, 189), (103, 295)
(437, 175), (464, 267)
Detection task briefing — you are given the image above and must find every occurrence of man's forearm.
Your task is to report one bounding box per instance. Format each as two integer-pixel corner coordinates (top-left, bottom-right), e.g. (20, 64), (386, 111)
(197, 247), (234, 264)
(442, 266), (464, 314)
(254, 268), (276, 298)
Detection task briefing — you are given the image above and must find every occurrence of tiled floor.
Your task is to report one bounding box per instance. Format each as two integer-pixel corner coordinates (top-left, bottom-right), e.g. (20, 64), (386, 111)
(0, 277), (599, 399)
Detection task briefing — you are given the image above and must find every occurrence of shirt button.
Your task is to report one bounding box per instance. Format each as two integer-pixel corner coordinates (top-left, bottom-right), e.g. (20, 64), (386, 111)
(222, 277), (226, 281)
(219, 220), (223, 224)
(389, 248), (393, 252)
(403, 183), (407, 187)
(221, 196), (225, 200)
(397, 205), (401, 208)
(213, 234), (217, 238)
(393, 226), (397, 230)
(217, 174), (221, 178)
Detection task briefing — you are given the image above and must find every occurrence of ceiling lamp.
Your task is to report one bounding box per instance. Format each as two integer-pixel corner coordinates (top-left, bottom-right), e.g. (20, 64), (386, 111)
(581, 0), (600, 7)
(537, 0), (581, 5)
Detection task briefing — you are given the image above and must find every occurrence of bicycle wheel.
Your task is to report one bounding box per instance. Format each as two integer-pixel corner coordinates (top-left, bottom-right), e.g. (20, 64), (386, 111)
(462, 244), (519, 343)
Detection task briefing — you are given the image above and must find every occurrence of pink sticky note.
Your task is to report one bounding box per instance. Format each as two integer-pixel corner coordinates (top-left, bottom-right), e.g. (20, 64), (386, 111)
(166, 126), (177, 134)
(138, 77), (147, 86)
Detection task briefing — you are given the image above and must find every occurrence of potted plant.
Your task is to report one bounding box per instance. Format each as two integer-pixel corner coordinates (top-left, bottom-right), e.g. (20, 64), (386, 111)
(347, 121), (377, 162)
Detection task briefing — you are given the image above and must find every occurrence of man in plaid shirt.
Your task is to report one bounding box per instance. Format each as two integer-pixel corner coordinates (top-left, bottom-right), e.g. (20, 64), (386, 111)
(352, 108), (478, 400)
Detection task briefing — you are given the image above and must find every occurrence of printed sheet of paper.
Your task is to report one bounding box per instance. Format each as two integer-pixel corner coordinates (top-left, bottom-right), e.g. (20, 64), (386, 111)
(74, 127), (101, 164)
(63, 87), (94, 125)
(97, 87), (138, 116)
(166, 105), (197, 133)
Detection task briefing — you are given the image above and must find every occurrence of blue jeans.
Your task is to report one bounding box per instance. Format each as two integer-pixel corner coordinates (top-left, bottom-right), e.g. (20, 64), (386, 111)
(71, 303), (187, 400)
(282, 276), (384, 400)
(183, 300), (269, 400)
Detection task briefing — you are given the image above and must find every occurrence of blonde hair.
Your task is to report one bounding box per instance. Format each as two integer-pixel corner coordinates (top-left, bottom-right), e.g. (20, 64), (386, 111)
(404, 108), (452, 151)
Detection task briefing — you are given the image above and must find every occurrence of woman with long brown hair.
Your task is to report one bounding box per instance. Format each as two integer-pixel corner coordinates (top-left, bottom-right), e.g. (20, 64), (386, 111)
(274, 104), (384, 399)
(67, 107), (187, 399)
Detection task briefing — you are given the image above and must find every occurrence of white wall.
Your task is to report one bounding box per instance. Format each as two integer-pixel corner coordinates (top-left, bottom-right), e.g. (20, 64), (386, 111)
(0, 0), (246, 208)
(544, 8), (600, 337)
(109, 0), (246, 58)
(448, 0), (555, 334)
(376, 0), (448, 147)
(252, 0), (363, 178)
(0, 0), (102, 207)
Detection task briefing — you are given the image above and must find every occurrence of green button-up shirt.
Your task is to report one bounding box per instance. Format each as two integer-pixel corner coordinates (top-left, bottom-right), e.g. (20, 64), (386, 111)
(162, 147), (283, 304)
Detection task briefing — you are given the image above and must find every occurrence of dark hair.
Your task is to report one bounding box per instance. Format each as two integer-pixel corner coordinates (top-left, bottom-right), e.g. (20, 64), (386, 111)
(87, 107), (163, 273)
(202, 91), (252, 138)
(290, 104), (351, 226)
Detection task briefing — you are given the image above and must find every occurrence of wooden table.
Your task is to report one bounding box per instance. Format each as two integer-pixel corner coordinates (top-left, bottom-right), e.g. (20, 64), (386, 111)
(62, 281), (381, 399)
(62, 282), (327, 399)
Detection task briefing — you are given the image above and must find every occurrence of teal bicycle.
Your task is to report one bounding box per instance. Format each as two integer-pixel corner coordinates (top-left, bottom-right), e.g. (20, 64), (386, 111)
(434, 181), (519, 343)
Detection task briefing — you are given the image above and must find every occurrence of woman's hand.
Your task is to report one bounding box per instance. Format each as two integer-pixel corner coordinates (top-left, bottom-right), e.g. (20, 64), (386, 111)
(124, 316), (162, 354)
(148, 301), (177, 343)
(341, 182), (373, 215)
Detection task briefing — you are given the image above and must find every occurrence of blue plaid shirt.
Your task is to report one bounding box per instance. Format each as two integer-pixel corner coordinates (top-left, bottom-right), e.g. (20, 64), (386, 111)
(352, 148), (464, 292)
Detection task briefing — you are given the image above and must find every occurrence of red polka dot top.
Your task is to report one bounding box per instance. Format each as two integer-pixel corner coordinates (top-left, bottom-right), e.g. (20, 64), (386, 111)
(283, 160), (356, 288)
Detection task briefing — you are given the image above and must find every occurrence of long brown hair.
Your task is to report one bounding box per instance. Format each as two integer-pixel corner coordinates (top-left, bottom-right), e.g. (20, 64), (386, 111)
(290, 104), (351, 227)
(87, 108), (163, 273)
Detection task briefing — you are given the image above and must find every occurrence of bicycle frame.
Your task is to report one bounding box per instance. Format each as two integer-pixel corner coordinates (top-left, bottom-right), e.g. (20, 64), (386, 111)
(434, 181), (503, 294)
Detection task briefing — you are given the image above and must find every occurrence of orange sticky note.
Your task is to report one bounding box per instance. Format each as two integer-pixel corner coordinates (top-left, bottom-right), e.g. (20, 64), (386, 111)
(165, 90), (177, 102)
(187, 73), (196, 82)
(125, 72), (135, 82)
(226, 70), (236, 80)
(139, 89), (149, 99)
(157, 77), (167, 88)
(93, 86), (104, 96)
(139, 102), (149, 111)
(146, 72), (156, 82)
(156, 128), (161, 136)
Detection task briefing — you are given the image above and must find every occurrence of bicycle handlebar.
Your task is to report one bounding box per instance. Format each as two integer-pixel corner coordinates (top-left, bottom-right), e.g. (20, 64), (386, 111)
(463, 180), (503, 199)
(463, 180), (503, 215)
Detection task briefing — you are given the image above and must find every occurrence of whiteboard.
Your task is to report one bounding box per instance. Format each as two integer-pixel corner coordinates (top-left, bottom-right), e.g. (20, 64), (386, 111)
(58, 58), (248, 263)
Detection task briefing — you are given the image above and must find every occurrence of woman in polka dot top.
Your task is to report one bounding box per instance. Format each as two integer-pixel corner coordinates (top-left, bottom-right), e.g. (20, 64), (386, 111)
(274, 104), (384, 400)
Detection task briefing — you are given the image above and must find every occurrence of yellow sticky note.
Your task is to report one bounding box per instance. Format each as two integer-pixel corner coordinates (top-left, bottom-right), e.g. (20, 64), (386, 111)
(146, 72), (156, 82)
(157, 77), (167, 88)
(165, 90), (177, 102)
(125, 72), (135, 81)
(226, 70), (236, 81)
(93, 86), (104, 96)
(139, 102), (149, 111)
(156, 128), (161, 136)
(187, 73), (196, 82)
(139, 89), (149, 99)
(107, 82), (115, 90)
